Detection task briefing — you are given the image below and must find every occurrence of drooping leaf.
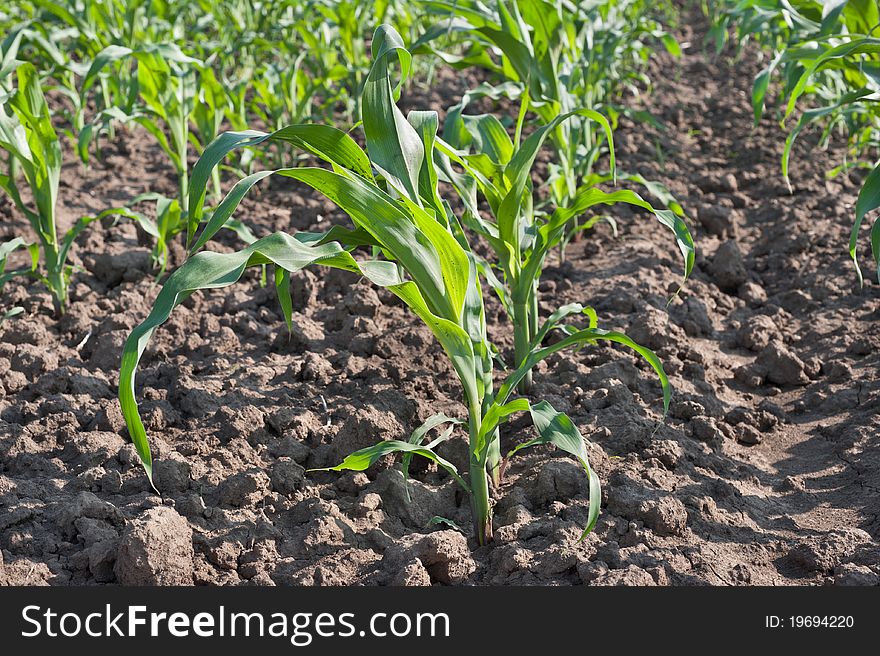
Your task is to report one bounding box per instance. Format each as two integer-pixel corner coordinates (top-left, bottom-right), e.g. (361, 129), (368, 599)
(507, 400), (601, 537)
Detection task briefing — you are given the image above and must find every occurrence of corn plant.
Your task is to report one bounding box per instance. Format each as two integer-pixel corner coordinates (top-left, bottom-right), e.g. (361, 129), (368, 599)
(0, 62), (68, 313)
(15, 0), (182, 139)
(416, 0), (681, 236)
(118, 24), (671, 545)
(79, 44), (242, 271)
(720, 0), (880, 283)
(0, 61), (148, 313)
(438, 101), (694, 396)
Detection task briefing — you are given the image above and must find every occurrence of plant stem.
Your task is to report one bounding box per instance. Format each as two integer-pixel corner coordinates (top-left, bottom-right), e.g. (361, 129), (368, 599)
(513, 296), (532, 394)
(179, 165), (189, 219)
(486, 431), (501, 487)
(44, 246), (66, 315)
(468, 401), (493, 545)
(469, 457), (493, 546)
(178, 78), (191, 219)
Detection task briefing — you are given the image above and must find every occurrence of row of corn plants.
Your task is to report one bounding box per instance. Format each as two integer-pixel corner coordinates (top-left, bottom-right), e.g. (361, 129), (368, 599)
(117, 24), (691, 544)
(0, 0), (430, 279)
(0, 2), (691, 542)
(709, 0), (880, 283)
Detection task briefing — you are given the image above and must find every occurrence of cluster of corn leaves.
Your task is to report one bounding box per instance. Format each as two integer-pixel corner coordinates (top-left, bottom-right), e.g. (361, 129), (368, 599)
(710, 0), (880, 283)
(414, 0), (684, 233)
(0, 0), (428, 276)
(409, 0), (693, 386)
(118, 25), (675, 544)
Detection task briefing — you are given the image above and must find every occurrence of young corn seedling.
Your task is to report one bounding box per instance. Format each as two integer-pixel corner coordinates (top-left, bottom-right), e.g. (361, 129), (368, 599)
(438, 101), (694, 396)
(118, 24), (671, 545)
(80, 44), (244, 272)
(0, 61), (144, 313)
(0, 62), (69, 314)
(18, 0), (182, 145)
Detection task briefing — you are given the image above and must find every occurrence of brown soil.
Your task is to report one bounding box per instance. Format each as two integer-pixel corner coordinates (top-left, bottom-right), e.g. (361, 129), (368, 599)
(1, 8), (878, 587)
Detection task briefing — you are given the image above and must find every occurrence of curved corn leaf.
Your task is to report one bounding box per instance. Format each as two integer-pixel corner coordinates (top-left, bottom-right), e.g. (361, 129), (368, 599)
(785, 38), (880, 120)
(479, 397), (530, 443)
(526, 187), (694, 294)
(781, 88), (874, 187)
(401, 413), (463, 500)
(187, 125), (373, 245)
(507, 400), (601, 537)
(362, 24), (423, 202)
(530, 302), (598, 348)
(0, 306), (24, 328)
(119, 232), (477, 486)
(494, 327), (671, 415)
(0, 237), (39, 291)
(407, 110), (447, 219)
(752, 49), (786, 125)
(311, 439), (469, 492)
(851, 161), (880, 285)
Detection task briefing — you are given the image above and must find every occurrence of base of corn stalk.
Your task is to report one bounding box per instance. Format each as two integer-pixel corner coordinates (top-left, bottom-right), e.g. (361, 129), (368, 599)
(469, 460), (493, 546)
(46, 268), (68, 317)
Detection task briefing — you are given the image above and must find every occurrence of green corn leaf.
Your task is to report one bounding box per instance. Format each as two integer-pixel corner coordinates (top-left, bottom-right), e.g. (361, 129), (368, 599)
(187, 125), (373, 245)
(425, 516), (464, 532)
(119, 234), (363, 485)
(781, 88), (874, 187)
(752, 50), (783, 125)
(497, 109), (615, 251)
(0, 236), (31, 263)
(401, 413), (463, 500)
(618, 173), (686, 217)
(479, 397), (530, 442)
(785, 37), (880, 120)
(507, 400), (601, 537)
(528, 187), (694, 294)
(495, 327), (671, 415)
(311, 439), (470, 492)
(0, 306), (24, 328)
(407, 110), (446, 220)
(81, 44), (134, 93)
(7, 62), (62, 226)
(0, 237), (38, 292)
(530, 302), (598, 348)
(851, 161), (880, 285)
(190, 169), (274, 253)
(362, 24), (424, 202)
(460, 113), (514, 167)
(872, 216), (880, 284)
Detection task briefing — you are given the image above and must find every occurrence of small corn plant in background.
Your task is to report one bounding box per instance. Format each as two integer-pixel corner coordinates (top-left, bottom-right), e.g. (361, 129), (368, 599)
(79, 44), (245, 272)
(723, 0), (880, 285)
(118, 25), (671, 545)
(416, 0), (684, 258)
(0, 61), (71, 314)
(0, 59), (155, 314)
(438, 103), (694, 395)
